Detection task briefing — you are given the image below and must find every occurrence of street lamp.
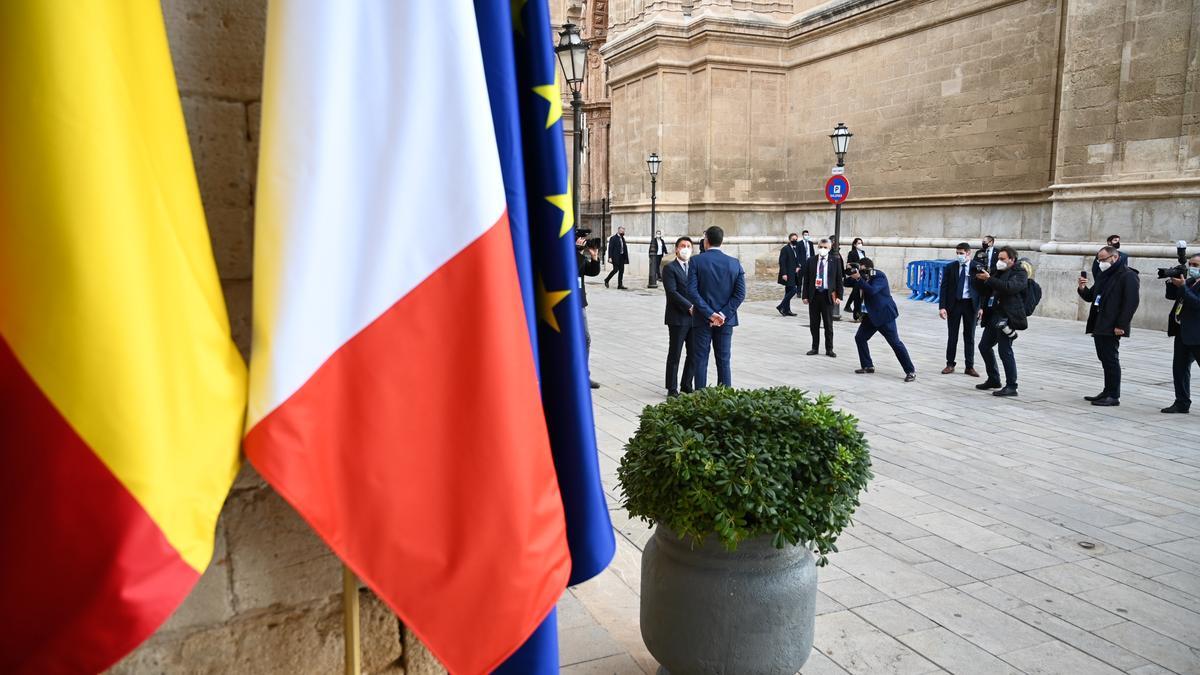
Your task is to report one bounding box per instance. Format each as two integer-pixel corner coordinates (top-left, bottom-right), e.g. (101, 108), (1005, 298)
(646, 152), (661, 287)
(555, 23), (589, 232)
(828, 122), (852, 255)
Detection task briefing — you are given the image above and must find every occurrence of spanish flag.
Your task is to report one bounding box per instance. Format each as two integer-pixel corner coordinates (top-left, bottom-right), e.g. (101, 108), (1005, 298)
(0, 3), (246, 673)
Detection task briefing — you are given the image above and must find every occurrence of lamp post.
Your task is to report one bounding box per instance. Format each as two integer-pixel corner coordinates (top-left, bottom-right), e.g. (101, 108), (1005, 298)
(555, 23), (589, 235)
(646, 152), (661, 287)
(829, 122), (852, 255)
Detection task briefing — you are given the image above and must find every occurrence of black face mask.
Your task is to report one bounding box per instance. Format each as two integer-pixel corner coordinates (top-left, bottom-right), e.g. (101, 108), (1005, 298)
(1111, 242), (1120, 249)
(789, 239), (798, 245)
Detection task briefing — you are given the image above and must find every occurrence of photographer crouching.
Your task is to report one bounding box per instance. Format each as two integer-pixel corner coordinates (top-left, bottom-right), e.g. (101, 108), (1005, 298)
(974, 246), (1027, 397)
(845, 259), (917, 382)
(1162, 248), (1200, 413)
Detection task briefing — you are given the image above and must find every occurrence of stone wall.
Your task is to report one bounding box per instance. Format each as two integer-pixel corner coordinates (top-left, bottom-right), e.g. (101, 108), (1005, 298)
(110, 1), (448, 672)
(600, 0), (1200, 329)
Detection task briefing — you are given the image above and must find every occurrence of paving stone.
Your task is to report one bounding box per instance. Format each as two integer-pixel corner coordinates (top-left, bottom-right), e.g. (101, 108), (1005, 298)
(1025, 562), (1118, 594)
(814, 611), (940, 675)
(1000, 640), (1125, 675)
(907, 512), (1018, 552)
(559, 623), (627, 668)
(899, 588), (1050, 655)
(1077, 584), (1200, 645)
(983, 574), (1124, 631)
(560, 653), (646, 674)
(852, 601), (938, 637)
(897, 627), (1023, 675)
(980, 544), (1066, 572)
(905, 536), (1016, 580)
(1094, 621), (1200, 675)
(819, 576), (891, 609)
(1005, 606), (1150, 672)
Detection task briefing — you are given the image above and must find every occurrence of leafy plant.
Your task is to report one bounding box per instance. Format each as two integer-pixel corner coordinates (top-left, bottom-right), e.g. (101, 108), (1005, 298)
(617, 387), (872, 565)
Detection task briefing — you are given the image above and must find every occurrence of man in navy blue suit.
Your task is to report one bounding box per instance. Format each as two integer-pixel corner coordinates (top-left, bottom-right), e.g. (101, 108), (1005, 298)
(846, 258), (916, 381)
(938, 242), (982, 377)
(686, 226), (746, 388)
(1163, 252), (1200, 413)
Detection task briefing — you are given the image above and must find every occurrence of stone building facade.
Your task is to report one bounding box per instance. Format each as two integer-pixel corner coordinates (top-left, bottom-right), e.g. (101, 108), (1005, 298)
(600, 0), (1200, 328)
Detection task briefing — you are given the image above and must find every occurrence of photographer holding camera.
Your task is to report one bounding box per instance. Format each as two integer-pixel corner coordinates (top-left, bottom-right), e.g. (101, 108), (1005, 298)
(1076, 246), (1140, 407)
(576, 231), (602, 388)
(846, 258), (916, 381)
(1162, 249), (1200, 413)
(974, 246), (1026, 397)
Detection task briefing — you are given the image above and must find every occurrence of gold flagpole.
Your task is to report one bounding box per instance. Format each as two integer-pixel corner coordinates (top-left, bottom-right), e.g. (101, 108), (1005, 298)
(343, 565), (362, 675)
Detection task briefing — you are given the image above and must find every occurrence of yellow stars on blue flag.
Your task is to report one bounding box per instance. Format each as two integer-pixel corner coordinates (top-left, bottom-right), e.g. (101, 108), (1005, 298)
(536, 275), (571, 333)
(544, 185), (574, 238)
(532, 69), (563, 129)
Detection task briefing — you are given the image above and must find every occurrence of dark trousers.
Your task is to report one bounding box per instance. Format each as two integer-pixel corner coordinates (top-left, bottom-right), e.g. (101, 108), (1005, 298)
(1093, 335), (1123, 399)
(844, 287), (862, 316)
(855, 315), (915, 373)
(946, 298), (977, 368)
(605, 263), (625, 286)
(809, 291), (835, 352)
(1172, 335), (1200, 407)
(778, 284), (798, 313)
(978, 323), (1017, 387)
(649, 255), (663, 285)
(691, 323), (733, 389)
(666, 324), (695, 394)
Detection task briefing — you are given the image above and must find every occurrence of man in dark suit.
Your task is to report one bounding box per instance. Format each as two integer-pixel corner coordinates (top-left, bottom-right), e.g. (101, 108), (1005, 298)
(796, 230), (814, 296)
(1077, 246), (1140, 407)
(686, 226), (745, 388)
(648, 230), (667, 288)
(802, 238), (843, 357)
(776, 233), (802, 316)
(975, 246), (1027, 397)
(1163, 252), (1200, 413)
(605, 226), (629, 288)
(938, 242), (982, 376)
(846, 259), (916, 381)
(662, 236), (696, 396)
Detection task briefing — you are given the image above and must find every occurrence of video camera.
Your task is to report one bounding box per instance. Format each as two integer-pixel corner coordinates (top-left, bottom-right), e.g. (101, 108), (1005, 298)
(575, 228), (602, 251)
(1157, 240), (1192, 280)
(844, 263), (874, 282)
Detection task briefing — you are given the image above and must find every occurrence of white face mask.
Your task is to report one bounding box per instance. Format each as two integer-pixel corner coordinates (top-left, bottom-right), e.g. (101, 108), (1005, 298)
(855, 244), (864, 251)
(818, 248), (830, 257)
(676, 247), (692, 261)
(803, 235), (811, 241)
(996, 261), (1009, 271)
(1189, 266), (1200, 279)
(957, 254), (968, 263)
(1097, 261), (1112, 272)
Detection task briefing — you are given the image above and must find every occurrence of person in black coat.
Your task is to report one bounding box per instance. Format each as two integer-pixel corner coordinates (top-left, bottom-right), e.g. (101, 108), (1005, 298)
(648, 230), (667, 288)
(938, 242), (982, 376)
(605, 226), (629, 288)
(1163, 252), (1200, 413)
(1076, 246), (1140, 407)
(974, 246), (1026, 397)
(577, 236), (602, 388)
(802, 239), (844, 357)
(776, 233), (803, 316)
(796, 230), (814, 295)
(842, 238), (866, 320)
(662, 236), (696, 396)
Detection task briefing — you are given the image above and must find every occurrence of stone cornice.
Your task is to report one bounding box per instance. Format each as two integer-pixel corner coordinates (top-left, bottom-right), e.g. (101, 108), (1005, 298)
(1048, 177), (1200, 201)
(611, 189), (1050, 212)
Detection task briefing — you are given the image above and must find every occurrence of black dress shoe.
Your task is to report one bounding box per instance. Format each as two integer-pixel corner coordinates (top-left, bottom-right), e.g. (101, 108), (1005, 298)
(826, 351), (837, 358)
(1161, 403), (1190, 413)
(604, 279), (610, 288)
(1083, 393), (1108, 402)
(993, 385), (1018, 397)
(667, 391), (679, 398)
(1091, 397), (1120, 407)
(806, 349), (819, 356)
(681, 388), (694, 395)
(904, 372), (916, 382)
(854, 367), (875, 374)
(618, 285), (629, 289)
(785, 311), (798, 316)
(590, 380), (601, 389)
(976, 379), (1002, 390)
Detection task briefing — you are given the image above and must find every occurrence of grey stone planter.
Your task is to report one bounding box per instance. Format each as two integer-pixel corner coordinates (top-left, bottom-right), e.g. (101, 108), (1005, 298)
(641, 525), (817, 675)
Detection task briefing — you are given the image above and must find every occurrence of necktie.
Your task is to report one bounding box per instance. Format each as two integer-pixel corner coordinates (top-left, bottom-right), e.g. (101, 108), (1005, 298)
(818, 259), (825, 285)
(962, 264), (968, 297)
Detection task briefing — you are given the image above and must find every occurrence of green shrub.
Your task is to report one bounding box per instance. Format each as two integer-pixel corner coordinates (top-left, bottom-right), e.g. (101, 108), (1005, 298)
(617, 387), (872, 565)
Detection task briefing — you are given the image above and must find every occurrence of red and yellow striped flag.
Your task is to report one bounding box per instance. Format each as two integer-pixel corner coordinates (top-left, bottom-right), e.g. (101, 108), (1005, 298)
(0, 3), (246, 673)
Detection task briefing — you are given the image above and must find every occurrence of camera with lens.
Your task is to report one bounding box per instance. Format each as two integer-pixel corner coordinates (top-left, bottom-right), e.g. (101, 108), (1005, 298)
(995, 317), (1019, 341)
(575, 227), (602, 251)
(845, 263), (873, 282)
(1158, 240), (1193, 279)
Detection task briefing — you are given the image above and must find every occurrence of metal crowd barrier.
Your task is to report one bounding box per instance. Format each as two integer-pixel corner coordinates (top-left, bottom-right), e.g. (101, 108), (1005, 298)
(905, 260), (956, 304)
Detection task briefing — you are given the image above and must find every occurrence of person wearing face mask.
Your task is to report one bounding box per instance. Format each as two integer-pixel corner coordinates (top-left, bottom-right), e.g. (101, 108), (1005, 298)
(605, 226), (629, 289)
(648, 229), (667, 288)
(1076, 246), (1140, 407)
(974, 246), (1026, 396)
(802, 238), (843, 357)
(843, 238), (866, 321)
(776, 233), (803, 316)
(1162, 252), (1200, 413)
(1093, 234), (1131, 276)
(846, 258), (916, 381)
(662, 237), (696, 397)
(938, 242), (982, 376)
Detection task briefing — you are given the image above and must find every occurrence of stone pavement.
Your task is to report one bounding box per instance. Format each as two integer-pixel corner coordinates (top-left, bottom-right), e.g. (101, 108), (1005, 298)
(555, 275), (1200, 675)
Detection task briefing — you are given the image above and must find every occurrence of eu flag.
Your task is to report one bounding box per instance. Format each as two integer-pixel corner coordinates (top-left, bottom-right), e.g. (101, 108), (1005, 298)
(473, 0), (616, 671)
